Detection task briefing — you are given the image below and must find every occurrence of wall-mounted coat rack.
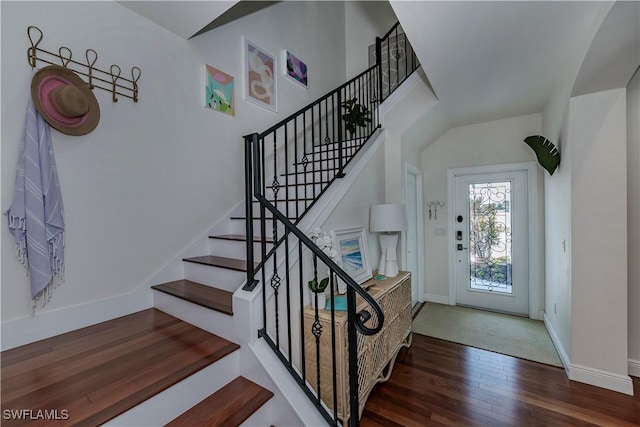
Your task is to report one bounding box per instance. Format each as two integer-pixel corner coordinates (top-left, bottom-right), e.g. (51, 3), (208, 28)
(27, 26), (141, 103)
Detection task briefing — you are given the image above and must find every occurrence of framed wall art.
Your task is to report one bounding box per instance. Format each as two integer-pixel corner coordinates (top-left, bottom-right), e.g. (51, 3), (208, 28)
(244, 37), (277, 112)
(332, 227), (372, 284)
(204, 64), (234, 116)
(283, 49), (308, 88)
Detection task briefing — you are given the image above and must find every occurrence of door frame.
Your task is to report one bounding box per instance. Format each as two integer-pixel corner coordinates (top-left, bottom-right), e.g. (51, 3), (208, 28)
(403, 162), (425, 305)
(447, 162), (541, 319)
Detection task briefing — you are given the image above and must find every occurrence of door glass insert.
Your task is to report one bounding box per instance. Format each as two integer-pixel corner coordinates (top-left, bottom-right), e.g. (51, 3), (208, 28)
(468, 181), (512, 294)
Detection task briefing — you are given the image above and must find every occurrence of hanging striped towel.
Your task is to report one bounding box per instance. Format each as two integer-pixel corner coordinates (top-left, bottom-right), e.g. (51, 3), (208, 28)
(7, 96), (65, 308)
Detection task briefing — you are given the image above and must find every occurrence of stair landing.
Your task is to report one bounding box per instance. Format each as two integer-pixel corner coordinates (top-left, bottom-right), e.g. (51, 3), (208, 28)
(0, 309), (239, 426)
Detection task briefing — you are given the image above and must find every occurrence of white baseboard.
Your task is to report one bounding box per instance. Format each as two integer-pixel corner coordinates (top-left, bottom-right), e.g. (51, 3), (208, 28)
(543, 313), (570, 372)
(569, 364), (634, 396)
(629, 359), (640, 377)
(424, 293), (449, 305)
(1, 287), (152, 351)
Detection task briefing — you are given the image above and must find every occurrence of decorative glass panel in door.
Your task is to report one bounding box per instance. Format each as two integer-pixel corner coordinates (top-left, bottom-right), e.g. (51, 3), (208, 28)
(468, 181), (513, 294)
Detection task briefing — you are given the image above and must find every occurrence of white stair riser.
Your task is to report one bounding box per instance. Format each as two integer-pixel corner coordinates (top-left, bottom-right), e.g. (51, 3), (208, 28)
(183, 262), (245, 292)
(229, 219), (287, 237)
(209, 238), (273, 261)
(305, 147), (357, 161)
(152, 290), (236, 342)
(265, 183), (326, 200)
(280, 170), (341, 183)
(105, 350), (240, 427)
(254, 200), (313, 213)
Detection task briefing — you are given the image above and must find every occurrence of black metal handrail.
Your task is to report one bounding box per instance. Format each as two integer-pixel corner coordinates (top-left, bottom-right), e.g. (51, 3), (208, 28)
(242, 20), (420, 426)
(376, 22), (419, 102)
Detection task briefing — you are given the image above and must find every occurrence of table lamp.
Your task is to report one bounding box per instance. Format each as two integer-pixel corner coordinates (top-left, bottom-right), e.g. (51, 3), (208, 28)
(369, 203), (408, 277)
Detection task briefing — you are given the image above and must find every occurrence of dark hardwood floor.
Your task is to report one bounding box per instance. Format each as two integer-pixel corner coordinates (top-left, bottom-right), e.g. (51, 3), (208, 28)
(1, 309), (239, 426)
(361, 334), (640, 426)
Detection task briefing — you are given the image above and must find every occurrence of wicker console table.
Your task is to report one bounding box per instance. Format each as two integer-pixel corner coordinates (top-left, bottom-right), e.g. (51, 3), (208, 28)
(303, 271), (412, 422)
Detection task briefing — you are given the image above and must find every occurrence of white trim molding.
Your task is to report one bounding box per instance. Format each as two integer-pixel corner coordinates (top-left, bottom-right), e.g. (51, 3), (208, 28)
(425, 293), (450, 305)
(543, 313), (570, 372)
(403, 162), (425, 305)
(1, 286), (153, 351)
(569, 364), (635, 396)
(629, 359), (640, 377)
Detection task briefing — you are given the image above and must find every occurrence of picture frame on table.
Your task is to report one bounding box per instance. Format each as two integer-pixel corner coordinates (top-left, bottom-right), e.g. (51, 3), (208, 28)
(243, 37), (277, 112)
(331, 227), (372, 285)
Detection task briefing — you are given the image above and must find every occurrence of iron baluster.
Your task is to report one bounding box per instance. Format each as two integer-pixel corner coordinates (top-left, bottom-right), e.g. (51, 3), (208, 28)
(243, 134), (258, 292)
(347, 285), (359, 427)
(337, 89), (344, 178)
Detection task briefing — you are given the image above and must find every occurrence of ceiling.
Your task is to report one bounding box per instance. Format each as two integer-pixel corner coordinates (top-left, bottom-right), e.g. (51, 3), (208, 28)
(119, 0), (638, 127)
(117, 1), (278, 39)
(390, 1), (639, 127)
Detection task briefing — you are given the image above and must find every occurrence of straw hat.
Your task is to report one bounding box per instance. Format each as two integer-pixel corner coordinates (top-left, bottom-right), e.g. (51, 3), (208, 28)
(31, 65), (100, 136)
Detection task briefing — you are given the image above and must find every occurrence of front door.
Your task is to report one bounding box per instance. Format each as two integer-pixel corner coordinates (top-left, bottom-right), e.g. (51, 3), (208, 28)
(453, 169), (529, 315)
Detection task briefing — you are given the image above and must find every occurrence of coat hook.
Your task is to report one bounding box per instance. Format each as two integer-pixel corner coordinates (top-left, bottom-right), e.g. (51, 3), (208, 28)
(85, 49), (98, 89)
(58, 47), (72, 67)
(110, 64), (121, 102)
(27, 26), (43, 68)
(131, 67), (141, 102)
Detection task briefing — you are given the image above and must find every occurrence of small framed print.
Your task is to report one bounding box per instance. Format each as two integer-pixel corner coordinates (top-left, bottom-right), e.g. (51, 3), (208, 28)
(283, 49), (308, 88)
(204, 64), (234, 116)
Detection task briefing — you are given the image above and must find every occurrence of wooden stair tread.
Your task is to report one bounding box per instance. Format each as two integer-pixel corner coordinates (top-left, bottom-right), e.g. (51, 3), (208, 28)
(209, 234), (274, 243)
(152, 280), (233, 315)
(266, 180), (332, 188)
(0, 309), (239, 427)
(166, 376), (273, 427)
(255, 198), (316, 202)
(230, 215), (296, 221)
(183, 255), (257, 272)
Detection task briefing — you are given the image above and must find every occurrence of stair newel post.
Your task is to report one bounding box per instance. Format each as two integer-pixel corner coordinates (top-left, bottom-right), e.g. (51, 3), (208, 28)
(375, 36), (383, 104)
(243, 133), (259, 292)
(346, 284), (360, 427)
(337, 89), (345, 178)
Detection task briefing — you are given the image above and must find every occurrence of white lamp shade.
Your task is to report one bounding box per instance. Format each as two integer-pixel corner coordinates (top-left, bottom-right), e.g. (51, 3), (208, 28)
(369, 203), (408, 232)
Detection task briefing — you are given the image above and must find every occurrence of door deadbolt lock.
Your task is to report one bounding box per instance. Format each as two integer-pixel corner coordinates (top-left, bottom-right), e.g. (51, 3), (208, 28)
(456, 230), (463, 241)
(457, 243), (467, 251)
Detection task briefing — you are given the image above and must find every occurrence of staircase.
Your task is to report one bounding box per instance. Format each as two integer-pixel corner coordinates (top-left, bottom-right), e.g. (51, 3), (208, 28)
(1, 21), (419, 427)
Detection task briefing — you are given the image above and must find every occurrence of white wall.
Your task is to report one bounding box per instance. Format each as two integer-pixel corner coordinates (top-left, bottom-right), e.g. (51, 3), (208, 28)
(345, 1), (397, 80)
(321, 140), (385, 268)
(627, 70), (640, 372)
(540, 0), (614, 375)
(543, 104), (573, 361)
(1, 1), (347, 322)
(380, 70), (438, 204)
(420, 113), (542, 303)
(568, 88), (631, 393)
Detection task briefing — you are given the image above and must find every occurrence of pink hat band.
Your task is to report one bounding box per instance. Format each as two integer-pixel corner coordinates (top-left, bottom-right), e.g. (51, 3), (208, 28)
(38, 75), (90, 128)
(31, 65), (100, 136)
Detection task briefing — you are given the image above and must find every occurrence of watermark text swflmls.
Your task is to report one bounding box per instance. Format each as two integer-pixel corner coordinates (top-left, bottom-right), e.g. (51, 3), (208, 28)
(3, 409), (70, 421)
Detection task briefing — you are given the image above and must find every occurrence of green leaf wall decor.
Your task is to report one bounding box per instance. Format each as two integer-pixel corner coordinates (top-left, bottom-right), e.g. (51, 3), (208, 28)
(524, 135), (561, 175)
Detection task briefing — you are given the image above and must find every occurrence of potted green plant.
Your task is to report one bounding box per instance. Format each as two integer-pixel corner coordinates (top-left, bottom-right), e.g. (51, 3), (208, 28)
(308, 277), (329, 309)
(341, 97), (372, 138)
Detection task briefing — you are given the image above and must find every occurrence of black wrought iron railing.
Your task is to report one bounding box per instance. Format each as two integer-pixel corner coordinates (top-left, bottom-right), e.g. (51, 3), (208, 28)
(243, 21), (419, 426)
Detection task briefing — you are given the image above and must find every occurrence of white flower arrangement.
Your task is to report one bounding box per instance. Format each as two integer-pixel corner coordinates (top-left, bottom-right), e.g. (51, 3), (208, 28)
(309, 228), (339, 264)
